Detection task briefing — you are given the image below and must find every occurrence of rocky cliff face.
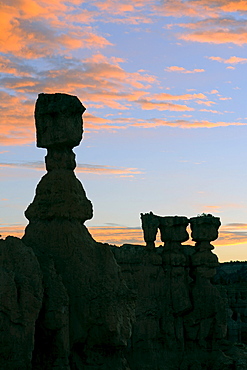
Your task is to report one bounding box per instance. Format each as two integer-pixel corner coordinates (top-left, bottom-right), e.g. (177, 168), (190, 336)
(0, 236), (43, 369)
(213, 262), (247, 346)
(1, 93), (247, 369)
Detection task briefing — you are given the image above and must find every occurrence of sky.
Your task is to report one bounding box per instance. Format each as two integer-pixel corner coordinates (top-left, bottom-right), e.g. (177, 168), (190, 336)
(1, 0), (247, 262)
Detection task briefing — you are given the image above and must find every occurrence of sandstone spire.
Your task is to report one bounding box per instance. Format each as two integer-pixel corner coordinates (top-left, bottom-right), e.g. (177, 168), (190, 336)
(22, 93), (134, 369)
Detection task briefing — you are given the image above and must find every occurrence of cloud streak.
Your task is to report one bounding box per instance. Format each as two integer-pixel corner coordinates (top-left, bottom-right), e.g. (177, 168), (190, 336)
(0, 161), (142, 176)
(86, 115), (247, 130)
(165, 66), (205, 73)
(89, 224), (247, 250)
(1, 223), (247, 261)
(208, 56), (247, 64)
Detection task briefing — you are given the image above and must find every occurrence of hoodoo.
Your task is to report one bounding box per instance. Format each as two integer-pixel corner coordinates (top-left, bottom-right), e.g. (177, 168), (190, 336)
(22, 93), (135, 370)
(0, 94), (246, 369)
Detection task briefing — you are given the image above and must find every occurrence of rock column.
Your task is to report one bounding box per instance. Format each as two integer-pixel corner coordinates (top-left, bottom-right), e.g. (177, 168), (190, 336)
(25, 93), (93, 224)
(183, 215), (228, 368)
(159, 216), (192, 351)
(23, 93), (134, 370)
(140, 212), (159, 249)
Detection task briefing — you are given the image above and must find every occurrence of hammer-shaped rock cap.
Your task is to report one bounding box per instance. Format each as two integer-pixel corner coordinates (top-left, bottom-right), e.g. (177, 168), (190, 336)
(35, 93), (86, 148)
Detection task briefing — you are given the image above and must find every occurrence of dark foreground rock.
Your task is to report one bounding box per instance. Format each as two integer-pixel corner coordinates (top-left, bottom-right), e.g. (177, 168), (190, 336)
(0, 236), (43, 369)
(1, 93), (247, 369)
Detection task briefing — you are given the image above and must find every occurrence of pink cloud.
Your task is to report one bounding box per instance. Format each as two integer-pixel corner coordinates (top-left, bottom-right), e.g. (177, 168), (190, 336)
(165, 66), (205, 73)
(180, 30), (247, 45)
(131, 118), (247, 129)
(195, 100), (216, 106)
(132, 91), (209, 112)
(208, 56), (247, 64)
(83, 116), (247, 130)
(177, 17), (247, 45)
(136, 99), (194, 111)
(152, 92), (207, 101)
(0, 160), (142, 176)
(76, 164), (142, 176)
(199, 109), (221, 114)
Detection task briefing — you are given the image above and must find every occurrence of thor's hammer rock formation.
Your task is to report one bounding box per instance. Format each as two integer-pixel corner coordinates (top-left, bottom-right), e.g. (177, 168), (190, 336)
(22, 93), (135, 370)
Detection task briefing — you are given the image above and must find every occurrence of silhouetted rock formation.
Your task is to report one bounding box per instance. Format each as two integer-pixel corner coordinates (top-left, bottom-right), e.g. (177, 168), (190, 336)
(22, 93), (135, 369)
(111, 213), (238, 369)
(1, 93), (247, 369)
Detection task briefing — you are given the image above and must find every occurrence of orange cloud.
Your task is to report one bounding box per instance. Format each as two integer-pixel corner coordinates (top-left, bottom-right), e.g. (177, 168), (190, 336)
(0, 161), (143, 177)
(0, 54), (159, 145)
(134, 92), (209, 111)
(61, 33), (111, 50)
(216, 226), (247, 247)
(88, 225), (247, 252)
(220, 1), (247, 12)
(195, 100), (216, 106)
(165, 66), (205, 73)
(76, 164), (142, 176)
(64, 9), (99, 24)
(84, 113), (130, 130)
(208, 56), (247, 64)
(93, 0), (153, 15)
(131, 118), (247, 129)
(199, 109), (221, 114)
(67, 0), (155, 24)
(155, 0), (247, 19)
(0, 223), (246, 262)
(172, 13), (247, 45)
(0, 55), (34, 76)
(0, 224), (25, 239)
(21, 54), (156, 99)
(88, 226), (145, 245)
(0, 91), (35, 146)
(0, 1), (112, 57)
(85, 115), (247, 130)
(152, 92), (207, 101)
(180, 30), (247, 45)
(177, 17), (247, 45)
(105, 14), (153, 24)
(136, 99), (194, 111)
(154, 0), (219, 18)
